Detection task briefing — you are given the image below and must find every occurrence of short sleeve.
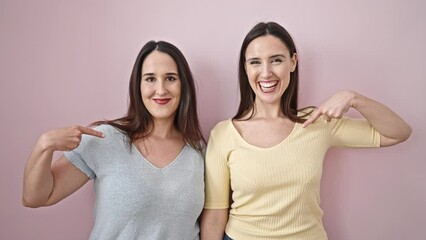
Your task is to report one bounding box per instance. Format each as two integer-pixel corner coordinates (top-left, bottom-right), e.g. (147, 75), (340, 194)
(63, 125), (109, 179)
(329, 117), (381, 148)
(65, 150), (96, 179)
(204, 122), (232, 209)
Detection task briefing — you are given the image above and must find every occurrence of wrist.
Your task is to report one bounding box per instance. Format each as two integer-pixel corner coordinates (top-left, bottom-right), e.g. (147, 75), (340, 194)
(347, 90), (360, 109)
(37, 133), (55, 153)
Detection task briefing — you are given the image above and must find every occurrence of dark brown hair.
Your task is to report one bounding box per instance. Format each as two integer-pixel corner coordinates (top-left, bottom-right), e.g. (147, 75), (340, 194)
(234, 22), (312, 122)
(94, 41), (205, 151)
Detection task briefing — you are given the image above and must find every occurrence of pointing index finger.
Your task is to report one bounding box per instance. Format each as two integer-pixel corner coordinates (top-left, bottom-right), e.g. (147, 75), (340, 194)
(302, 109), (323, 128)
(78, 126), (105, 138)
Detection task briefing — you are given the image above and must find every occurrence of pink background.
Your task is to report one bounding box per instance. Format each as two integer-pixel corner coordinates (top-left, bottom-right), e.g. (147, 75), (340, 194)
(1, 0), (425, 239)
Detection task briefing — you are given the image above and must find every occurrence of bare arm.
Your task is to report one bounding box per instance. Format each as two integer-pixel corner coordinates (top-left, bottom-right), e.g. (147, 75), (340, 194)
(200, 209), (229, 240)
(303, 90), (412, 147)
(22, 125), (104, 208)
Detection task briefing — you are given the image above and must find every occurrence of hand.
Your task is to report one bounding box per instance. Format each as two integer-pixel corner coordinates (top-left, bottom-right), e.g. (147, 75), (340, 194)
(38, 125), (105, 152)
(302, 90), (357, 128)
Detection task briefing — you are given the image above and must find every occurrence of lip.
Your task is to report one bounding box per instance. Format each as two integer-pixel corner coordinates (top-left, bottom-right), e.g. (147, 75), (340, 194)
(153, 98), (172, 105)
(258, 80), (278, 93)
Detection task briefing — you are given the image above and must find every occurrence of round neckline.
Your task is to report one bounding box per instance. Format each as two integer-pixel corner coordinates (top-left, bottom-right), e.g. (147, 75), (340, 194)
(229, 119), (299, 150)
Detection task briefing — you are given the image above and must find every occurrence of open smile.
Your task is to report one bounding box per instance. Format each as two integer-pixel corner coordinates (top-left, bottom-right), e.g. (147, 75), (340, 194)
(258, 81), (278, 93)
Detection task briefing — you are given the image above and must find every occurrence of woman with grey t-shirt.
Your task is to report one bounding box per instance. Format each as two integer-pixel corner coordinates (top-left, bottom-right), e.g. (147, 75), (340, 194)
(23, 41), (205, 240)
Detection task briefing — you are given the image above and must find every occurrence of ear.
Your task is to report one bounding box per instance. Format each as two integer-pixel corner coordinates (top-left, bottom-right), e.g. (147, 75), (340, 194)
(290, 53), (298, 72)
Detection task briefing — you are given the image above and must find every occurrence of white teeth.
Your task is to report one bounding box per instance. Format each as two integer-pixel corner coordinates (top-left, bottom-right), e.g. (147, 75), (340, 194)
(259, 81), (277, 88)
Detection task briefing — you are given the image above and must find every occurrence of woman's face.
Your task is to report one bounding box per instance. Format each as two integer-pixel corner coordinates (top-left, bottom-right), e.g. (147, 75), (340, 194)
(245, 35), (297, 106)
(140, 50), (181, 122)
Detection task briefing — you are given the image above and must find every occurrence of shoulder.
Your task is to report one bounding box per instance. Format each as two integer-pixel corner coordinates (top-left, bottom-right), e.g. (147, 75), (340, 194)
(210, 119), (234, 138)
(93, 124), (125, 137)
(183, 145), (204, 162)
(206, 119), (240, 151)
(69, 125), (121, 155)
(89, 124), (128, 146)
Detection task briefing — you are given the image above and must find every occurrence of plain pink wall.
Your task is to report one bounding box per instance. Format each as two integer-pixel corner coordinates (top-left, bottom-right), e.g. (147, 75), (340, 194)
(1, 0), (425, 239)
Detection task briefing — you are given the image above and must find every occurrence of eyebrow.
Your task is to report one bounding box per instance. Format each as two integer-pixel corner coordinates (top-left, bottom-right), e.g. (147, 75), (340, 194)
(246, 54), (287, 62)
(142, 72), (179, 77)
(270, 54), (286, 59)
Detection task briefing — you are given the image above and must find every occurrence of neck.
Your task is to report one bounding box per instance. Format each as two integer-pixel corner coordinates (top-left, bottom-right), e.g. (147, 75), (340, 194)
(253, 100), (285, 119)
(150, 118), (179, 139)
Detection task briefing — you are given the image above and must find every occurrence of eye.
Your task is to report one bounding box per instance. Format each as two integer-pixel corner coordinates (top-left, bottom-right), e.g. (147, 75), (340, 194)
(144, 77), (155, 82)
(166, 76), (177, 82)
(248, 60), (261, 65)
(271, 58), (283, 64)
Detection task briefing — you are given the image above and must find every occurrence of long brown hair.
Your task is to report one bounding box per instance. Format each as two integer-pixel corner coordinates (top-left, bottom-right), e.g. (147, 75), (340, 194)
(94, 41), (205, 151)
(234, 22), (312, 122)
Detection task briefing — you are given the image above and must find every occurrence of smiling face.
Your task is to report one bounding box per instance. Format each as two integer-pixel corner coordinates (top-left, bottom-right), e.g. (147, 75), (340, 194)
(140, 50), (181, 122)
(245, 35), (297, 106)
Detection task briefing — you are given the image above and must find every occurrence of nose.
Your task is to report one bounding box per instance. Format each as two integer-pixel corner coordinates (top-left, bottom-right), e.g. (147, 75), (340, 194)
(156, 79), (168, 96)
(260, 62), (272, 79)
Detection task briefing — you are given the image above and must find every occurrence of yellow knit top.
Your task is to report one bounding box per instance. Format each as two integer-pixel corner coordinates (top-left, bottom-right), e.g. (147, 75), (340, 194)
(204, 116), (380, 240)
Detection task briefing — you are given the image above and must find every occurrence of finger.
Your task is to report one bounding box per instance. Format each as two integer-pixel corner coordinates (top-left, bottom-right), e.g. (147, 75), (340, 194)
(331, 114), (342, 120)
(325, 110), (343, 120)
(77, 126), (105, 138)
(303, 109), (323, 128)
(321, 114), (332, 122)
(67, 142), (80, 151)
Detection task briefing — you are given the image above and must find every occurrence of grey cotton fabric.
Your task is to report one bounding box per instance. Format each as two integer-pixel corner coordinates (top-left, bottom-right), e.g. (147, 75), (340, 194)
(64, 124), (204, 240)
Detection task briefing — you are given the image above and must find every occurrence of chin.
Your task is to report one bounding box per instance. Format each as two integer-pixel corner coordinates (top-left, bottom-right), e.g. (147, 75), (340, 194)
(257, 95), (281, 105)
(151, 113), (176, 121)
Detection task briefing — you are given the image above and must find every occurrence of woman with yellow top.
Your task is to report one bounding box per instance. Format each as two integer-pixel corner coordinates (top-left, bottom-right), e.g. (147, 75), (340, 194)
(200, 22), (411, 240)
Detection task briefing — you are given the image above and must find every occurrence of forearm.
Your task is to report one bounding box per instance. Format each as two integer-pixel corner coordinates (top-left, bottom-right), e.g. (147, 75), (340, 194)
(352, 91), (412, 146)
(22, 141), (55, 207)
(200, 209), (228, 240)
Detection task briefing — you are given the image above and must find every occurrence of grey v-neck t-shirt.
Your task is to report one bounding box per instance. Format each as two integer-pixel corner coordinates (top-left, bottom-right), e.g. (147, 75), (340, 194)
(64, 124), (204, 240)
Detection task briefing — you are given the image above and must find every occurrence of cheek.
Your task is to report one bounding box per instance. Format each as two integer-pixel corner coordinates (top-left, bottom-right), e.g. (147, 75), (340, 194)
(172, 82), (182, 96)
(278, 67), (292, 78)
(246, 69), (257, 82)
(140, 86), (147, 98)
(140, 84), (153, 99)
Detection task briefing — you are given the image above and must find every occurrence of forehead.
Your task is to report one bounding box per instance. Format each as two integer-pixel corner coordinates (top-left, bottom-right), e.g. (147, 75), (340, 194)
(245, 35), (290, 58)
(142, 50), (178, 73)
